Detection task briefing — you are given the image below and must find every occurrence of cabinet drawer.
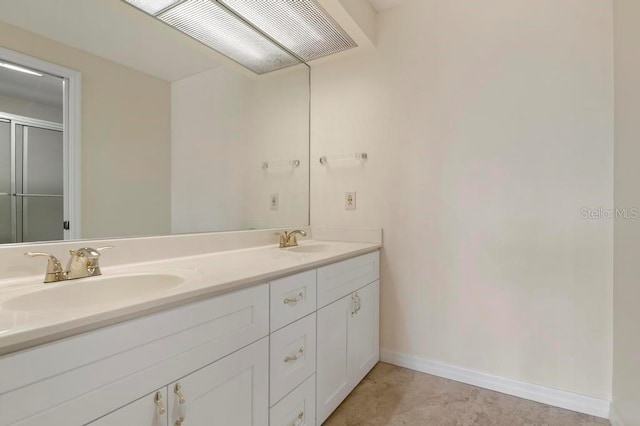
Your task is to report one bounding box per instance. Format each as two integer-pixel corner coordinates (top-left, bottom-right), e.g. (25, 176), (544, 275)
(270, 270), (317, 332)
(270, 313), (316, 406)
(270, 374), (315, 426)
(317, 251), (379, 308)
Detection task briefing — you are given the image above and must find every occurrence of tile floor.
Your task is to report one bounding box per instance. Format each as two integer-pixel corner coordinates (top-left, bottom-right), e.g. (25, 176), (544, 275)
(323, 363), (610, 426)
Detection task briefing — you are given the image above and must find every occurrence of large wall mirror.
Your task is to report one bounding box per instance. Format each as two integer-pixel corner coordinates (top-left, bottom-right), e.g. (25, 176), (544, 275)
(0, 0), (310, 244)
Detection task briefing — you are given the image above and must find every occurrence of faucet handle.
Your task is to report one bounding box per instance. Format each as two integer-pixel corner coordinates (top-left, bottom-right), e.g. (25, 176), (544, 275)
(25, 251), (56, 258)
(89, 246), (113, 274)
(277, 229), (307, 248)
(68, 246), (112, 257)
(287, 229), (307, 247)
(24, 252), (64, 283)
(66, 246), (113, 279)
(275, 232), (288, 248)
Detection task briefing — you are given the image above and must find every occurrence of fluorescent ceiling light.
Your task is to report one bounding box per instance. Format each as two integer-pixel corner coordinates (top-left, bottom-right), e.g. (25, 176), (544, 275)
(124, 0), (355, 74)
(124, 0), (300, 74)
(218, 0), (357, 61)
(0, 62), (43, 77)
(125, 0), (183, 15)
(157, 0), (300, 74)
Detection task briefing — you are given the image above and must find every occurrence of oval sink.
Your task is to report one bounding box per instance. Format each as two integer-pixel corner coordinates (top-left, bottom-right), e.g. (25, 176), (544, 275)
(286, 244), (331, 253)
(2, 273), (185, 311)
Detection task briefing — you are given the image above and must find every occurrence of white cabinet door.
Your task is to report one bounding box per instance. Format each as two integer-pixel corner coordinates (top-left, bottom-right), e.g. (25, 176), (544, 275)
(316, 294), (352, 425)
(348, 281), (379, 385)
(168, 337), (269, 426)
(317, 281), (380, 425)
(87, 388), (168, 426)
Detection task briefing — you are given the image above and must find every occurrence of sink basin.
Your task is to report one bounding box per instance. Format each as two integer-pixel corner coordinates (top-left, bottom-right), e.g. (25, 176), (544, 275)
(286, 244), (331, 253)
(2, 273), (185, 311)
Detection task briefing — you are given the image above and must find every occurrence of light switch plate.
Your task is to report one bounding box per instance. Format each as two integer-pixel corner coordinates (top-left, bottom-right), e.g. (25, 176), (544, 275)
(270, 194), (279, 210)
(345, 192), (356, 210)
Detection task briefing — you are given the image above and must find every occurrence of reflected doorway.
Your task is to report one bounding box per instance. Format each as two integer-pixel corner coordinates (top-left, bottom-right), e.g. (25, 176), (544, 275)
(0, 53), (74, 244)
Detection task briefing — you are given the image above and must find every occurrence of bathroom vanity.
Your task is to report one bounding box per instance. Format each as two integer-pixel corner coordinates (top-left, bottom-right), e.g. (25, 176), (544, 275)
(0, 232), (380, 426)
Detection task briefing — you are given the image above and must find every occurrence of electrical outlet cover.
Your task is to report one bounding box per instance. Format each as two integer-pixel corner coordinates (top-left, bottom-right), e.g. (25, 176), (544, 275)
(270, 194), (279, 210)
(345, 192), (356, 210)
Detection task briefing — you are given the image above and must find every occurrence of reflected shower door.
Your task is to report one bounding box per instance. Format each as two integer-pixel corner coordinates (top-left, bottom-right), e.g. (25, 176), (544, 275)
(16, 125), (64, 242)
(0, 120), (11, 243)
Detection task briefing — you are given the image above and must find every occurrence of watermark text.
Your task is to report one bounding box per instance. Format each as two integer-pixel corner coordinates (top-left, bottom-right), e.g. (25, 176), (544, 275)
(581, 207), (639, 220)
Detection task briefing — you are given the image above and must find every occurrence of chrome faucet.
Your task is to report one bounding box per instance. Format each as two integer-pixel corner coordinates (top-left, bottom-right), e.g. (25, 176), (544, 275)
(25, 246), (113, 283)
(278, 230), (307, 248)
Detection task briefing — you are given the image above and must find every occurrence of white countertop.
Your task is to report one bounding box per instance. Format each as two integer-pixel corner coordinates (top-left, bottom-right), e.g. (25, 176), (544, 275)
(0, 240), (380, 355)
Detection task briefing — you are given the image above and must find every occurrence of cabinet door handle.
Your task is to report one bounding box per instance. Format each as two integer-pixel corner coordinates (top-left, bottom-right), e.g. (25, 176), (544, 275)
(351, 293), (358, 316)
(154, 391), (166, 415)
(293, 411), (304, 426)
(154, 391), (168, 426)
(284, 347), (305, 363)
(283, 292), (304, 305)
(174, 383), (187, 425)
(174, 383), (186, 404)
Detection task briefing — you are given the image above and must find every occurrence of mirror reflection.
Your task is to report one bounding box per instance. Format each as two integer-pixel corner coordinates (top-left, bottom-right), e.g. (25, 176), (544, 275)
(0, 66), (65, 244)
(0, 0), (310, 245)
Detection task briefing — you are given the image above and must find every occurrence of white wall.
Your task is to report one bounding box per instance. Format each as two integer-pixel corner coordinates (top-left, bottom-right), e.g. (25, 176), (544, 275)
(613, 0), (640, 424)
(172, 66), (249, 233)
(0, 93), (62, 123)
(244, 68), (310, 230)
(172, 66), (309, 233)
(311, 0), (613, 400)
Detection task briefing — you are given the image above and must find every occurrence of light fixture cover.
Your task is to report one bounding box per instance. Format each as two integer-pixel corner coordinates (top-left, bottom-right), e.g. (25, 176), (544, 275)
(217, 0), (358, 61)
(125, 0), (183, 15)
(157, 0), (301, 74)
(124, 0), (356, 74)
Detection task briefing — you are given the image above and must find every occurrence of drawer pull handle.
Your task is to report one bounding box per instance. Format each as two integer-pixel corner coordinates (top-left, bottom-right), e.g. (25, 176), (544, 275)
(154, 391), (166, 415)
(174, 383), (187, 425)
(283, 292), (304, 305)
(293, 411), (304, 426)
(284, 347), (305, 363)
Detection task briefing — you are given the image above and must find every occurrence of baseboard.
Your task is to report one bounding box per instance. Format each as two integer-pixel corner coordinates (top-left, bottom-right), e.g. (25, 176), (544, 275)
(609, 403), (625, 426)
(380, 349), (610, 419)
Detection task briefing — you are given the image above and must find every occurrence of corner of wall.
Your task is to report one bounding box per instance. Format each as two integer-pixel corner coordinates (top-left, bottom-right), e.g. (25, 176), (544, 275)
(609, 402), (625, 426)
(316, 0), (376, 52)
(337, 0), (377, 45)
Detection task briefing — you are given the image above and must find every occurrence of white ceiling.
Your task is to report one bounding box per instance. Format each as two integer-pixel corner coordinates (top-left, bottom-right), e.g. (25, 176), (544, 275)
(0, 66), (63, 108)
(0, 0), (223, 82)
(367, 0), (405, 12)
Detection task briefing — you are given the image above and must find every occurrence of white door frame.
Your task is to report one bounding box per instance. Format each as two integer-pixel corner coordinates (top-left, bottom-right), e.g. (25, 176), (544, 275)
(0, 46), (81, 240)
